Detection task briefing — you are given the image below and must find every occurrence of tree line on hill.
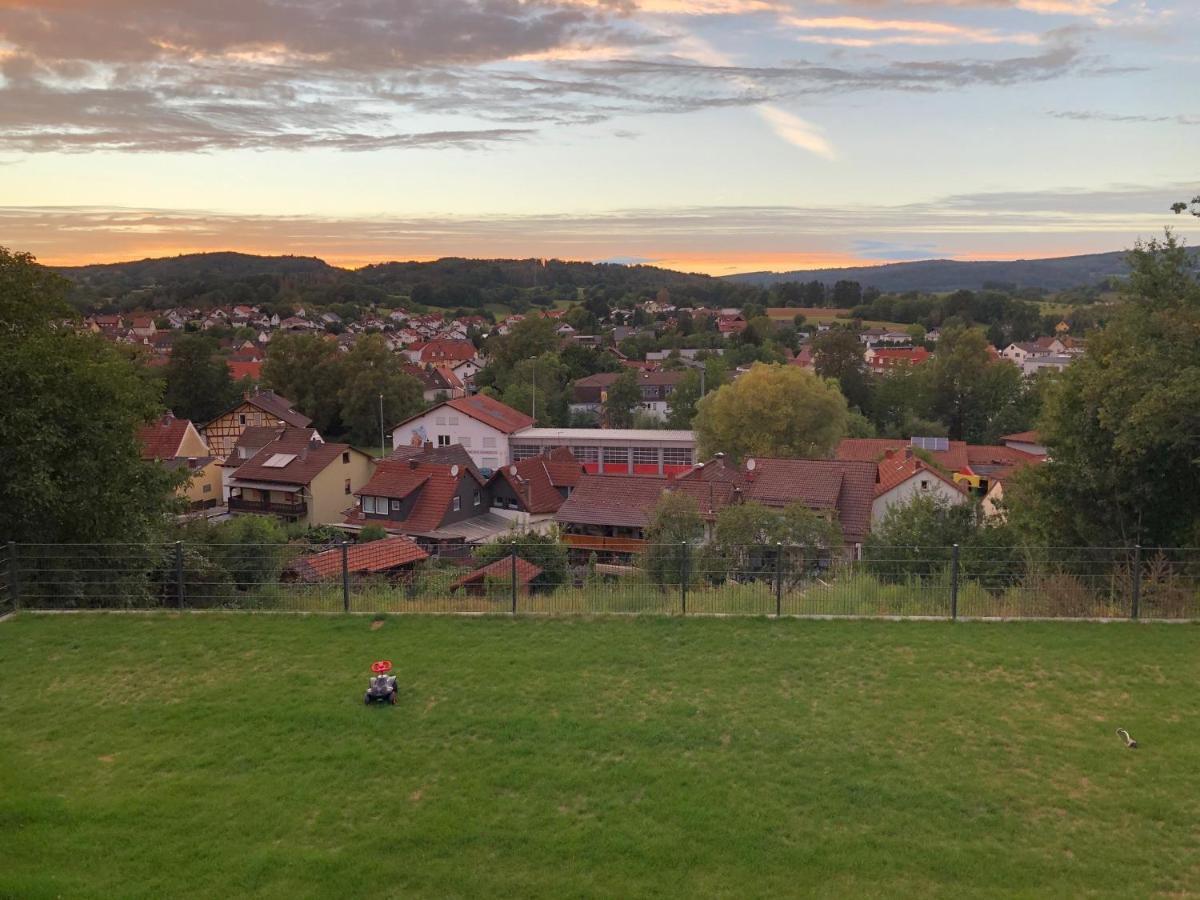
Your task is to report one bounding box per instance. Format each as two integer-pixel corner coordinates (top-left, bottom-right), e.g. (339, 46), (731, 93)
(4, 227), (1197, 551)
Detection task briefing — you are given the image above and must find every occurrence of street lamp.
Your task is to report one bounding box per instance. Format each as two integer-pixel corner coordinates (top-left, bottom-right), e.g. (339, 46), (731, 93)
(527, 355), (538, 423)
(379, 393), (385, 457)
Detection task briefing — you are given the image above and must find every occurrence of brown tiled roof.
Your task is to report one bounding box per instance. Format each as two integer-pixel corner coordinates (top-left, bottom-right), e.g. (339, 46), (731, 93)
(137, 414), (197, 461)
(289, 537), (429, 582)
(450, 557), (543, 590)
(232, 430), (359, 486)
(555, 475), (671, 528)
(349, 459), (482, 533)
(420, 339), (477, 363)
(964, 444), (1044, 482)
(743, 458), (877, 546)
(244, 389), (311, 428)
(387, 442), (483, 483)
(488, 447), (584, 514)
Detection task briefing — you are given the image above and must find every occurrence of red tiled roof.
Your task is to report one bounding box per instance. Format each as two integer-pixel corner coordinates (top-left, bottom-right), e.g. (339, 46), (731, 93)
(419, 339), (477, 364)
(232, 430), (359, 486)
(228, 360), (263, 382)
(450, 557), (543, 590)
(964, 444), (1044, 482)
(1001, 430), (1040, 444)
(837, 438), (969, 473)
(868, 347), (930, 369)
(137, 414), (197, 461)
(556, 475), (673, 528)
(875, 455), (965, 498)
(393, 394), (533, 435)
(289, 537), (429, 582)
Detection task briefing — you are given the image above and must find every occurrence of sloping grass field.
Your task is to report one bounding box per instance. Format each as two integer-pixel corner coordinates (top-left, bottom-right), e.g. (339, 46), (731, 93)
(2, 614), (1198, 898)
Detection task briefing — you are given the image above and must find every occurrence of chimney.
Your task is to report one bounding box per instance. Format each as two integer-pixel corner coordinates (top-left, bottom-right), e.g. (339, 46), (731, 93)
(424, 441), (433, 451)
(884, 448), (894, 460)
(904, 448), (913, 460)
(409, 458), (419, 470)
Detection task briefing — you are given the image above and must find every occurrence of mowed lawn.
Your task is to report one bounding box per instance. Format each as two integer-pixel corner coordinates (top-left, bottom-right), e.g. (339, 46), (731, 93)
(2, 615), (1199, 899)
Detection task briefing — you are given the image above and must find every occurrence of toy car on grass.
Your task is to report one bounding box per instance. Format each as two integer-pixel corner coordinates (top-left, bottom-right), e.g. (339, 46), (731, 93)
(364, 660), (397, 705)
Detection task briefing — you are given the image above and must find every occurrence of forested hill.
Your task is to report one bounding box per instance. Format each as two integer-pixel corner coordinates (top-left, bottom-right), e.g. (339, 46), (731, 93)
(52, 252), (717, 314)
(723, 251), (1177, 292)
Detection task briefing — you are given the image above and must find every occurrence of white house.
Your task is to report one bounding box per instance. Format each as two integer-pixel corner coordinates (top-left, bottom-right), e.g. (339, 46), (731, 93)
(1000, 430), (1048, 457)
(871, 452), (969, 523)
(390, 394), (534, 473)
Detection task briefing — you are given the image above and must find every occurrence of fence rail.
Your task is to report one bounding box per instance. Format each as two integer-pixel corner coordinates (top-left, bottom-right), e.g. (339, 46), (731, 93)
(2, 540), (1198, 620)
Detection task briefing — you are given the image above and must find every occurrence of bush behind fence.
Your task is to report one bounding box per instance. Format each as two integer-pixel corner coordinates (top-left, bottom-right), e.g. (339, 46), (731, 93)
(3, 540), (1198, 620)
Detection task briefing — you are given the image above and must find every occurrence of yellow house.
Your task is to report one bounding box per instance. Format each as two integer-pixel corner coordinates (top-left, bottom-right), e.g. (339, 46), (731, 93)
(227, 428), (373, 527)
(138, 414), (224, 509)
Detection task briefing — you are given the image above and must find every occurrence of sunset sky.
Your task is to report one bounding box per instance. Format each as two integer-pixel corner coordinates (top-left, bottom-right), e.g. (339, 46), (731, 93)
(0, 0), (1196, 274)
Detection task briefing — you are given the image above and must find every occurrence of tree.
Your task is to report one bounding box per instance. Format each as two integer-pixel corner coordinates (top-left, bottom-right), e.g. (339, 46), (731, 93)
(1008, 234), (1200, 548)
(666, 370), (703, 428)
(474, 530), (569, 588)
(502, 353), (570, 426)
(0, 246), (179, 543)
(643, 492), (703, 587)
(262, 333), (345, 433)
(162, 334), (240, 423)
(337, 335), (424, 445)
(922, 326), (1023, 442)
(604, 369), (642, 428)
(832, 280), (863, 308)
(812, 329), (869, 410)
(693, 363), (848, 462)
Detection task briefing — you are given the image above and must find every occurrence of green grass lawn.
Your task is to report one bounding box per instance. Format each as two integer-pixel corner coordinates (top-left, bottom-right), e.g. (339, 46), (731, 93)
(2, 614), (1198, 898)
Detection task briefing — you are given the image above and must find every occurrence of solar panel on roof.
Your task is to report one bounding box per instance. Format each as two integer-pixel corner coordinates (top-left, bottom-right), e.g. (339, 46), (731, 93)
(910, 437), (949, 452)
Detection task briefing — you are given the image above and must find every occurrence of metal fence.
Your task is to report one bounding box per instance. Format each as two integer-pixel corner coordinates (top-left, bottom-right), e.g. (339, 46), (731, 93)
(2, 540), (1198, 620)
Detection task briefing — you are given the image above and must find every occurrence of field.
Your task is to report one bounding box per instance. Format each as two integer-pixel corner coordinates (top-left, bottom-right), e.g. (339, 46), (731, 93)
(2, 614), (1199, 898)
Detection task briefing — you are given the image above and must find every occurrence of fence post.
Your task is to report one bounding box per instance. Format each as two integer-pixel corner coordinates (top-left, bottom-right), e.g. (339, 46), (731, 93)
(174, 541), (184, 609)
(774, 542), (783, 618)
(680, 541), (688, 616)
(6, 541), (18, 611)
(341, 540), (351, 613)
(1130, 544), (1142, 620)
(511, 543), (518, 615)
(950, 543), (960, 621)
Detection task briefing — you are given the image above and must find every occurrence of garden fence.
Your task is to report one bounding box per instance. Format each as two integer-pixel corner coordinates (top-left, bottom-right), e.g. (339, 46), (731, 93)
(3, 540), (1198, 620)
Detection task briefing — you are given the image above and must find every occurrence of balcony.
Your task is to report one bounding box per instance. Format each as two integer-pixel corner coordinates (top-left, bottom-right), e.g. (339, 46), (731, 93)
(228, 496), (308, 518)
(562, 533), (646, 554)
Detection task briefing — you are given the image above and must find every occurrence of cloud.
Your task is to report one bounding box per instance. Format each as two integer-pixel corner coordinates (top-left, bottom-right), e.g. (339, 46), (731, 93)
(1049, 109), (1200, 125)
(756, 105), (836, 158)
(780, 15), (1041, 46)
(0, 0), (1136, 154)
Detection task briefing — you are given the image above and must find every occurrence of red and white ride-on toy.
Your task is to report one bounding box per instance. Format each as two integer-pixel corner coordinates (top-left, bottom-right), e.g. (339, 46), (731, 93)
(364, 660), (398, 705)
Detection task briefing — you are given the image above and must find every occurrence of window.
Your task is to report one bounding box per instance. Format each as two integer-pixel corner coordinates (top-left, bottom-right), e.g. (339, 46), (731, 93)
(511, 444), (539, 461)
(920, 479), (930, 490)
(448, 416), (460, 425)
(493, 495), (505, 508)
(459, 437), (471, 448)
(603, 446), (628, 466)
(508, 498), (519, 510)
(573, 445), (598, 464)
(391, 499), (401, 511)
(473, 490), (481, 507)
(482, 437), (496, 449)
(239, 414), (247, 425)
(633, 447), (659, 465)
(663, 447), (694, 467)
(435, 416), (446, 426)
(452, 496), (461, 512)
(202, 483), (212, 494)
(342, 451), (350, 464)
(437, 434), (451, 447)
(344, 478), (352, 495)
(363, 496), (376, 514)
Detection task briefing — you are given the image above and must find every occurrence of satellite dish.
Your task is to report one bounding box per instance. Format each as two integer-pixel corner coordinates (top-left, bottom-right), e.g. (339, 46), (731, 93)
(509, 465), (518, 476)
(746, 458), (756, 471)
(450, 464), (459, 477)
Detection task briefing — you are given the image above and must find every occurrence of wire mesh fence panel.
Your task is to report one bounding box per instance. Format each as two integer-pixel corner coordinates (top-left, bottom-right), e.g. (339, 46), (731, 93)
(4, 541), (1198, 620)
